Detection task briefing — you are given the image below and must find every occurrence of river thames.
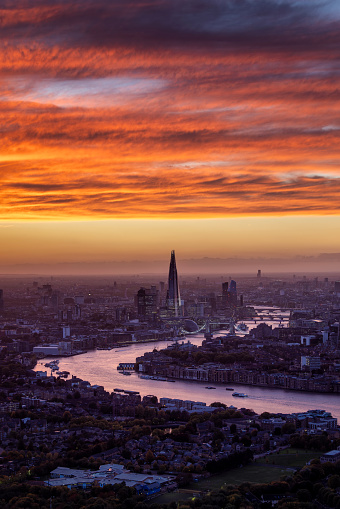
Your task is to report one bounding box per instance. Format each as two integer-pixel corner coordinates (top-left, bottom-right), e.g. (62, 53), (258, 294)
(34, 317), (340, 421)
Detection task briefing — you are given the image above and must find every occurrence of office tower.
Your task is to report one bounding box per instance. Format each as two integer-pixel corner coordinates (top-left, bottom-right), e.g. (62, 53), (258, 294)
(222, 282), (228, 308)
(0, 289), (3, 312)
(226, 279), (237, 308)
(137, 286), (158, 319)
(115, 307), (126, 322)
(257, 269), (261, 278)
(222, 281), (228, 294)
(229, 279), (237, 295)
(335, 281), (340, 296)
(166, 250), (181, 317)
(51, 291), (59, 310)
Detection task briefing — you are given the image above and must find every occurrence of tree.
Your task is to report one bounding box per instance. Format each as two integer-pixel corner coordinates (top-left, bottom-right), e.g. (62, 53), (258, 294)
(145, 450), (155, 464)
(211, 402), (226, 409)
(282, 422), (296, 434)
(297, 489), (312, 502)
(176, 472), (193, 487)
(328, 474), (340, 490)
(63, 411), (72, 423)
(230, 423), (237, 434)
(122, 449), (131, 459)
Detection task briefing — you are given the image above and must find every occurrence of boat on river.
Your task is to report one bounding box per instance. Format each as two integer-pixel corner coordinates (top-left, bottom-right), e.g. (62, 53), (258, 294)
(225, 387), (234, 391)
(45, 360), (60, 368)
(232, 392), (248, 397)
(205, 386), (216, 389)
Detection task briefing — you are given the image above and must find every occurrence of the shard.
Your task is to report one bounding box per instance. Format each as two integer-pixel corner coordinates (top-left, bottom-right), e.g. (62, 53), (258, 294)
(166, 250), (181, 317)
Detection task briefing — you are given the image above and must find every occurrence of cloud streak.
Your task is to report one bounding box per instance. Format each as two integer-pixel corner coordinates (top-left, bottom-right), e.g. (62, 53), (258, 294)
(2, 168), (340, 219)
(0, 0), (340, 219)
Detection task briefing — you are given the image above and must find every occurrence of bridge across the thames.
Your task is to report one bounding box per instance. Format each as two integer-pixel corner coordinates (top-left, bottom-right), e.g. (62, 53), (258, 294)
(254, 307), (293, 313)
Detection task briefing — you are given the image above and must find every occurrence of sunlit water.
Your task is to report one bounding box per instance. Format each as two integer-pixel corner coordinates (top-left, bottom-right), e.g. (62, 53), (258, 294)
(34, 315), (340, 420)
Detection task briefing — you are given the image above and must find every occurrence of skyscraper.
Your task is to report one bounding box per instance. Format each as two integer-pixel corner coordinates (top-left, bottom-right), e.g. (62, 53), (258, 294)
(228, 279), (237, 307)
(224, 279), (237, 308)
(166, 250), (181, 317)
(222, 282), (228, 308)
(137, 286), (158, 319)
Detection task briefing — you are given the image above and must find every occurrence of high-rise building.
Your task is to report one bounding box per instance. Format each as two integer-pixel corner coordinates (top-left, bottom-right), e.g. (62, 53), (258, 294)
(0, 289), (3, 312)
(221, 282), (228, 308)
(137, 286), (158, 319)
(222, 281), (228, 295)
(226, 279), (237, 308)
(166, 250), (181, 317)
(229, 279), (237, 294)
(335, 281), (340, 296)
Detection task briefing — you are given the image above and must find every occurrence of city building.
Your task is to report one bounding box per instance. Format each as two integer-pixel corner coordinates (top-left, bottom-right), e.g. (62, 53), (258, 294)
(136, 286), (158, 320)
(301, 355), (321, 371)
(226, 279), (237, 308)
(320, 449), (340, 463)
(335, 281), (340, 296)
(166, 250), (182, 317)
(222, 282), (228, 308)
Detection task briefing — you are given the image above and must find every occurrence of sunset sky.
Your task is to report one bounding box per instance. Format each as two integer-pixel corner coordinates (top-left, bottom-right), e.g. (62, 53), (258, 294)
(1, 0), (340, 272)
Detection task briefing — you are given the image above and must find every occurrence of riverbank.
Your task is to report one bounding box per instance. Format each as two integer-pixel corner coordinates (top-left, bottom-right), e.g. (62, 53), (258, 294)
(135, 370), (340, 395)
(32, 338), (340, 421)
(33, 337), (186, 361)
(96, 336), (185, 349)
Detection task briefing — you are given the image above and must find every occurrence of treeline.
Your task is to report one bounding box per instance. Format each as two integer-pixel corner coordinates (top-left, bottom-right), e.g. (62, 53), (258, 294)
(206, 449), (253, 473)
(0, 481), (139, 509)
(248, 459), (340, 508)
(290, 432), (335, 452)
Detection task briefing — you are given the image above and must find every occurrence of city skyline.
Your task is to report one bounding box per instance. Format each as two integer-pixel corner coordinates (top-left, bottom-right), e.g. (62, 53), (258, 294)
(1, 0), (340, 270)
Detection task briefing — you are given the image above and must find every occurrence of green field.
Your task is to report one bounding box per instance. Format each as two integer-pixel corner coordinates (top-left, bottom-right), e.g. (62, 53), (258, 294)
(151, 492), (198, 506)
(196, 463), (289, 490)
(152, 449), (321, 506)
(256, 448), (320, 469)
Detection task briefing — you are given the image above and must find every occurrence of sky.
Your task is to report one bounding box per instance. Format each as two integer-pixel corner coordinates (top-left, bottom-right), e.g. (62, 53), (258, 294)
(1, 0), (340, 273)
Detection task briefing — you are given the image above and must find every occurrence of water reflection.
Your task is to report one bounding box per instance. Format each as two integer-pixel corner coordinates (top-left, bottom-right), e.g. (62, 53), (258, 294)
(34, 322), (340, 420)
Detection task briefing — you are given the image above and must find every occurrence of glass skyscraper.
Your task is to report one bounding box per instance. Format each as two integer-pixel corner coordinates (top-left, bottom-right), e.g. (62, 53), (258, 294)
(166, 250), (181, 317)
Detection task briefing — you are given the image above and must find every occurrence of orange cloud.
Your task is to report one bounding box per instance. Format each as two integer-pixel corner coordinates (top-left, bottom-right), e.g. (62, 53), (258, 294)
(0, 0), (340, 220)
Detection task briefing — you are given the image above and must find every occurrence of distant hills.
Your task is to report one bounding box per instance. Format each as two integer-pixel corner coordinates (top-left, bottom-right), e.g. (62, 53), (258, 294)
(0, 253), (340, 276)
